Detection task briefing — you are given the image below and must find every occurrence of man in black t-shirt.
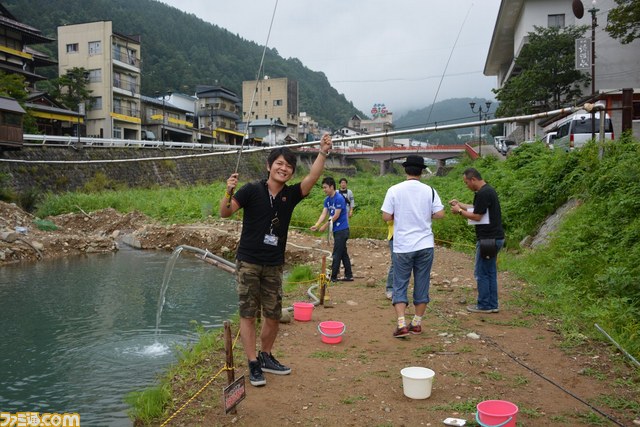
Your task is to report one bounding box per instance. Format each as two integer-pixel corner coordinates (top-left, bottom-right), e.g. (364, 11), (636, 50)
(449, 168), (504, 314)
(220, 134), (332, 387)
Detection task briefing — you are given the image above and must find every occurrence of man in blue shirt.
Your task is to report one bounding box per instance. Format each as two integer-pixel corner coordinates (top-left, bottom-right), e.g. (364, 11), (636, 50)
(311, 176), (353, 282)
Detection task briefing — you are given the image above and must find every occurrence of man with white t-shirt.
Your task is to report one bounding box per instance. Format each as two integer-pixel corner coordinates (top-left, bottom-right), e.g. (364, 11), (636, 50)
(381, 155), (445, 338)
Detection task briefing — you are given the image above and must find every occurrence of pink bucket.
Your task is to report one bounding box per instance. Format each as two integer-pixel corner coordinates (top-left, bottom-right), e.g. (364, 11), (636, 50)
(476, 400), (518, 427)
(317, 321), (346, 344)
(293, 302), (314, 321)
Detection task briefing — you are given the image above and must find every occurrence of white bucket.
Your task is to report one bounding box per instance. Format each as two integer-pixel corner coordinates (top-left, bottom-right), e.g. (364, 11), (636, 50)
(400, 367), (435, 399)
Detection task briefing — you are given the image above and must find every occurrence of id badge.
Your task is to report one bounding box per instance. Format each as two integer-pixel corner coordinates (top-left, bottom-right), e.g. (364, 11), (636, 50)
(263, 233), (278, 246)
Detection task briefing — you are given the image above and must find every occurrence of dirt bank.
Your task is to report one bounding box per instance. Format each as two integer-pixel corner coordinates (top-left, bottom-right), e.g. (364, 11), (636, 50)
(1, 201), (638, 426)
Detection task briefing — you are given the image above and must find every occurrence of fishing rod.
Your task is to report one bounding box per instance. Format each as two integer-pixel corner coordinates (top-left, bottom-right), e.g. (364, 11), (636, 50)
(227, 0), (279, 207)
(230, 105), (586, 153)
(1, 105), (587, 166)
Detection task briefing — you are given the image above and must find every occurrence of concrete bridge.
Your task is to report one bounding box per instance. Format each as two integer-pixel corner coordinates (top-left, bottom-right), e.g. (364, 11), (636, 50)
(298, 144), (478, 174)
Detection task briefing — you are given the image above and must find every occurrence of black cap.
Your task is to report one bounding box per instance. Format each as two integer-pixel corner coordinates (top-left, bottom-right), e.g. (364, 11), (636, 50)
(402, 155), (427, 169)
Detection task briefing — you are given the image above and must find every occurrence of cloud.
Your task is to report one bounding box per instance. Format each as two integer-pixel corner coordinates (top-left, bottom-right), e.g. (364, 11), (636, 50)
(159, 0), (501, 115)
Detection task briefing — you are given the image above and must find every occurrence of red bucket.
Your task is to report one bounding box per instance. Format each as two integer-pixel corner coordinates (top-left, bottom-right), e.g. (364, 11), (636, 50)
(476, 400), (518, 427)
(317, 321), (346, 344)
(292, 302), (314, 321)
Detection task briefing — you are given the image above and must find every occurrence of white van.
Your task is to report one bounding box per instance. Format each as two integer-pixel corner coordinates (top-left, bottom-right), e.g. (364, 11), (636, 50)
(552, 110), (614, 151)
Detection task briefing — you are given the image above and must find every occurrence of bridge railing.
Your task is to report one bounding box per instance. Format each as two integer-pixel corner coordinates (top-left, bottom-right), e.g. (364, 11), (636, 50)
(23, 134), (237, 151)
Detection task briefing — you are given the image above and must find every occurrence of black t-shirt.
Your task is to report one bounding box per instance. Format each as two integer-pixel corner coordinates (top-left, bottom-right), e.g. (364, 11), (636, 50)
(233, 179), (304, 265)
(473, 183), (504, 240)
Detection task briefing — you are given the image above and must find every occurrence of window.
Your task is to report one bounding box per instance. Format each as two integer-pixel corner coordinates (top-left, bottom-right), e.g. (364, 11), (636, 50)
(66, 43), (79, 53)
(88, 41), (102, 55)
(88, 69), (102, 83)
(89, 96), (102, 110)
(273, 99), (283, 106)
(548, 14), (565, 28)
(113, 127), (122, 139)
(633, 101), (640, 120)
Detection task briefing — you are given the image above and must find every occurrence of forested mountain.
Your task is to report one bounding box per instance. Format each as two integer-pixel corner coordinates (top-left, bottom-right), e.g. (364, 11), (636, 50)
(4, 0), (363, 128)
(393, 97), (496, 144)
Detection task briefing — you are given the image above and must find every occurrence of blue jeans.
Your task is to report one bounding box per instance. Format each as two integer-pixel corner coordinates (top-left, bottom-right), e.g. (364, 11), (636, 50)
(474, 239), (505, 310)
(331, 228), (352, 280)
(386, 238), (394, 293)
(392, 247), (434, 306)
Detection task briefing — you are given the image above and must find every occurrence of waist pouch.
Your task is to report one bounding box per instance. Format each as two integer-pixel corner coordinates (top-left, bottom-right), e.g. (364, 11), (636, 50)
(479, 238), (498, 259)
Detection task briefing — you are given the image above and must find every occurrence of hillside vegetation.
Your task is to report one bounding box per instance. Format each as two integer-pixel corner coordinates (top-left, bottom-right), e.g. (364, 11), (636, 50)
(35, 134), (640, 361)
(5, 0), (362, 128)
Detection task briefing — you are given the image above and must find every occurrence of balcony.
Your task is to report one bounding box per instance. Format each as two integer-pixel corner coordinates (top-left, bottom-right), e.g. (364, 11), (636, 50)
(112, 50), (140, 72)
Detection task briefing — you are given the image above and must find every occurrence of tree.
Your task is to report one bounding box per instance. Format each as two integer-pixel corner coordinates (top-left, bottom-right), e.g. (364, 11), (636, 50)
(0, 71), (29, 102)
(39, 67), (92, 110)
(493, 26), (591, 117)
(605, 0), (640, 44)
(0, 71), (38, 133)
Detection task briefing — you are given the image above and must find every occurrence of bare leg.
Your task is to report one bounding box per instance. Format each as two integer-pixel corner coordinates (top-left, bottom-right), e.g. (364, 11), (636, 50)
(260, 317), (280, 354)
(414, 302), (427, 317)
(394, 302), (407, 319)
(240, 317), (257, 360)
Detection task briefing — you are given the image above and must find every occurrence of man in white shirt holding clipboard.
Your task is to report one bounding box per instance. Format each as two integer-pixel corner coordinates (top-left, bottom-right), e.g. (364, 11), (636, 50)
(449, 168), (504, 314)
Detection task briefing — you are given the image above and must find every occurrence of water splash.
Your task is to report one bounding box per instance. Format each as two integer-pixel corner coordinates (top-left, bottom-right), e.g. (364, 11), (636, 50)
(131, 341), (170, 357)
(155, 246), (184, 334)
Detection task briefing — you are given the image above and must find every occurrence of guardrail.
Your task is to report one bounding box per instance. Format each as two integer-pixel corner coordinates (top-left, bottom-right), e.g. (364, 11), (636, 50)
(23, 134), (238, 151)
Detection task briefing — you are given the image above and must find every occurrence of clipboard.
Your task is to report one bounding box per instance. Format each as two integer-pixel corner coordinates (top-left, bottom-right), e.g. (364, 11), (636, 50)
(467, 207), (489, 225)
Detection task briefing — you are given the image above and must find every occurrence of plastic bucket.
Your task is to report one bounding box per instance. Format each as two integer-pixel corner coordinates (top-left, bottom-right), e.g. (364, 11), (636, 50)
(476, 400), (518, 427)
(317, 321), (346, 344)
(400, 367), (435, 399)
(293, 302), (314, 322)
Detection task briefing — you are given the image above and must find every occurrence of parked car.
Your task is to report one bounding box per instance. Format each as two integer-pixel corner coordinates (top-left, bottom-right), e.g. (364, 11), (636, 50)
(499, 139), (517, 156)
(544, 131), (557, 149)
(494, 136), (506, 151)
(552, 110), (614, 152)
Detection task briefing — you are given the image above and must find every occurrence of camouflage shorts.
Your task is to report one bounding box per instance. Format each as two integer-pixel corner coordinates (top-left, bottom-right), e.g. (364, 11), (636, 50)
(235, 260), (283, 320)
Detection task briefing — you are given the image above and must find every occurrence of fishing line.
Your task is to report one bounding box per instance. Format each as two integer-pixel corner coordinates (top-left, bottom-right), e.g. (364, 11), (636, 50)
(234, 0), (279, 174)
(226, 0), (279, 207)
(425, 1), (474, 125)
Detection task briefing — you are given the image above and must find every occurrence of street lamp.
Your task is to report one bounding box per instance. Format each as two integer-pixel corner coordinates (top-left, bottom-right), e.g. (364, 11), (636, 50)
(588, 0), (599, 140)
(469, 101), (492, 156)
(156, 90), (172, 148)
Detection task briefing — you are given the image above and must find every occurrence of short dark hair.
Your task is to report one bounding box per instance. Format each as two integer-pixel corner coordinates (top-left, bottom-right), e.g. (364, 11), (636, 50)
(463, 168), (482, 180)
(404, 165), (423, 177)
(322, 176), (336, 188)
(339, 177), (348, 184)
(267, 147), (297, 172)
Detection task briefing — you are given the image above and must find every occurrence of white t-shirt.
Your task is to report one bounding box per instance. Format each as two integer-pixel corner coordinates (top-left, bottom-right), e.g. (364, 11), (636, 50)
(381, 180), (444, 253)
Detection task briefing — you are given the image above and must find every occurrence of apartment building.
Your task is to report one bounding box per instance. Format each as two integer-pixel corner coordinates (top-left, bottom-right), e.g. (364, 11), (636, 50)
(485, 0), (640, 139)
(58, 21), (142, 140)
(140, 94), (194, 143)
(242, 76), (298, 143)
(195, 85), (242, 144)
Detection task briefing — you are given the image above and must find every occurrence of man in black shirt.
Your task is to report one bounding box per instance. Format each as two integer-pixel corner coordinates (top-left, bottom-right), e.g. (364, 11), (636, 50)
(449, 168), (505, 314)
(220, 134), (332, 386)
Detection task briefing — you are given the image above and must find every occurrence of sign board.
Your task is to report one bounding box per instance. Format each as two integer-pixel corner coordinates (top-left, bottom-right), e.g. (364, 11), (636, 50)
(575, 38), (591, 70)
(222, 375), (246, 414)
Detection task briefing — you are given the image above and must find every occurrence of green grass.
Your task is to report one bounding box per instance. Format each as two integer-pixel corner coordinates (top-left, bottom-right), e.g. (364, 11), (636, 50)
(34, 135), (640, 424)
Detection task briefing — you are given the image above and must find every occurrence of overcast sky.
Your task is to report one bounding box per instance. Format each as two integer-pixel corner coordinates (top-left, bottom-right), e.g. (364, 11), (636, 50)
(158, 0), (501, 116)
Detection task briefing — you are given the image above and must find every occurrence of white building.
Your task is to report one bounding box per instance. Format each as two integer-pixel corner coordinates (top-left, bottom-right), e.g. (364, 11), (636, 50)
(485, 0), (640, 140)
(58, 21), (142, 140)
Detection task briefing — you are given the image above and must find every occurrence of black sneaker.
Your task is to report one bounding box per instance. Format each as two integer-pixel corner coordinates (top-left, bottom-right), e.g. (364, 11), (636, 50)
(259, 351), (291, 375)
(248, 359), (266, 386)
